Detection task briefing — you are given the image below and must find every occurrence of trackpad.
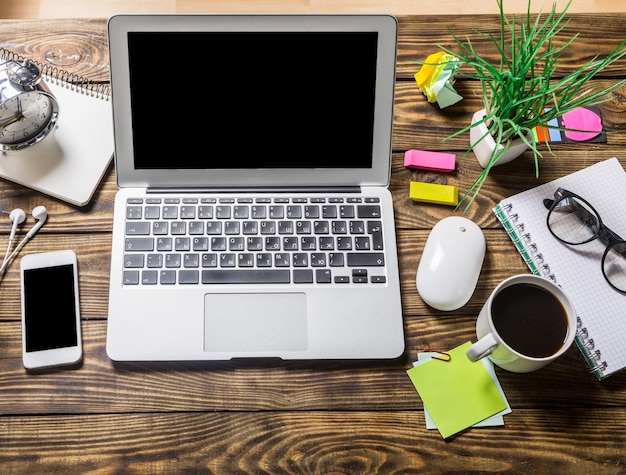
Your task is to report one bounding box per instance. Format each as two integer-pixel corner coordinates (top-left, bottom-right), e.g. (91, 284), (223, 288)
(204, 293), (308, 352)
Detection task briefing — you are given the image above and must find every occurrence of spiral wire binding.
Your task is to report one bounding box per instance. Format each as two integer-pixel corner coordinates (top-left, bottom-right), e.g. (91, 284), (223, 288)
(0, 47), (110, 100)
(576, 316), (608, 375)
(495, 202), (607, 377)
(494, 202), (556, 281)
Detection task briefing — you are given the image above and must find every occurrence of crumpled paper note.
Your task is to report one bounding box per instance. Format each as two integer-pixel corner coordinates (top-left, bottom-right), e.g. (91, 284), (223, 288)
(414, 51), (463, 108)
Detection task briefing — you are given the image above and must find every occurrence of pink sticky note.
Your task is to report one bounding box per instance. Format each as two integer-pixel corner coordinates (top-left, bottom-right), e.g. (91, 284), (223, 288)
(562, 108), (603, 141)
(404, 149), (456, 172)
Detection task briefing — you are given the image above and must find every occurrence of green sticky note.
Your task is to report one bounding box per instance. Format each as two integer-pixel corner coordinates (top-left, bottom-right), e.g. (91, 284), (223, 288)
(407, 342), (508, 439)
(433, 72), (463, 108)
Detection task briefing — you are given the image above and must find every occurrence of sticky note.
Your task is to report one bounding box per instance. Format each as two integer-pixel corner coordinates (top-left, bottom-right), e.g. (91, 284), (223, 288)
(409, 181), (458, 206)
(407, 342), (508, 439)
(562, 107), (603, 141)
(533, 124), (550, 143)
(414, 51), (463, 108)
(404, 150), (456, 172)
(415, 352), (511, 430)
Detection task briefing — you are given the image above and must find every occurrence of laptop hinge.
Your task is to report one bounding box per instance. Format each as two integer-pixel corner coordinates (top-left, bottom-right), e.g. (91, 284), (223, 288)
(146, 187), (362, 194)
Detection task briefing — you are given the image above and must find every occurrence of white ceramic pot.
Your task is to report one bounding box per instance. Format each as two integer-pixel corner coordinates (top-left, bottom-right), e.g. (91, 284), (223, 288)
(470, 109), (528, 168)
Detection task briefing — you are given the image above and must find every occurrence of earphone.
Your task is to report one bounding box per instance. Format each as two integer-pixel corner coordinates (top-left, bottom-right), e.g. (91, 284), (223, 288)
(25, 206), (48, 239)
(8, 208), (26, 242)
(0, 206), (48, 277)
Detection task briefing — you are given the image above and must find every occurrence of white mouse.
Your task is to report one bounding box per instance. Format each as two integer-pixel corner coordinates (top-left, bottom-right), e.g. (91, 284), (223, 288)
(416, 216), (486, 311)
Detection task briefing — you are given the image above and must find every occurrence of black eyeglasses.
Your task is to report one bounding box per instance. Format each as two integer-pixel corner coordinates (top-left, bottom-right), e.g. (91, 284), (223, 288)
(543, 188), (626, 294)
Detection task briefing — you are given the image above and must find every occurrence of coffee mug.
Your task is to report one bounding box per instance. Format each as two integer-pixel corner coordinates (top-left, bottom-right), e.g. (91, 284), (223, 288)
(466, 274), (577, 373)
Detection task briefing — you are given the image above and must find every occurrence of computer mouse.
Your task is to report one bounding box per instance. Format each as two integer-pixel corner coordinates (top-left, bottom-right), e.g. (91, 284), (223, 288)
(416, 216), (486, 311)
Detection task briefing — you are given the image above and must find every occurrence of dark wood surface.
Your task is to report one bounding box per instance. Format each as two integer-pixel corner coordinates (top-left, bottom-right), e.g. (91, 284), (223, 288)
(1, 15), (625, 474)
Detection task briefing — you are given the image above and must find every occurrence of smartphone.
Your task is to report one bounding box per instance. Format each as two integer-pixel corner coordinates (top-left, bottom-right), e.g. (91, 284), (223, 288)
(20, 250), (82, 370)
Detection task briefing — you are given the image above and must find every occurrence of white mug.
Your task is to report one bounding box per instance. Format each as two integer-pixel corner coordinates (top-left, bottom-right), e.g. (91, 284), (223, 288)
(466, 274), (577, 373)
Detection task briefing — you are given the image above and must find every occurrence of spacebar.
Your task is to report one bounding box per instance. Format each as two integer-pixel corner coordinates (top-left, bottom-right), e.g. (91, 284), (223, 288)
(202, 269), (290, 284)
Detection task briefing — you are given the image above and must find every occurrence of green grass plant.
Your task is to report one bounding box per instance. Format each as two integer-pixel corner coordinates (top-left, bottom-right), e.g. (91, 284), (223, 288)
(438, 0), (626, 211)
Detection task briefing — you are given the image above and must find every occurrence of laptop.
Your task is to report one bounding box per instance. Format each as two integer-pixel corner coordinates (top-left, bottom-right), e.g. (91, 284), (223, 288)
(106, 14), (405, 361)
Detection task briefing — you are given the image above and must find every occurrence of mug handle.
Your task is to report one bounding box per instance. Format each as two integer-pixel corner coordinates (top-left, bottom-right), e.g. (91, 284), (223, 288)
(466, 333), (498, 362)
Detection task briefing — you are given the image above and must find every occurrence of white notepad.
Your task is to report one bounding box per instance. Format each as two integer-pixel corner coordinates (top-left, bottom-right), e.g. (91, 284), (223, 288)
(494, 157), (626, 379)
(0, 73), (113, 206)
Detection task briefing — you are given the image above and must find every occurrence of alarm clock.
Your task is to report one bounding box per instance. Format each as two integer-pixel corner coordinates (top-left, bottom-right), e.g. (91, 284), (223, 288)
(0, 59), (59, 151)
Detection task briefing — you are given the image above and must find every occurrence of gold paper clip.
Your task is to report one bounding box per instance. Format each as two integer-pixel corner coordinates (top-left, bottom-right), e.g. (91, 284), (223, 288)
(422, 348), (451, 362)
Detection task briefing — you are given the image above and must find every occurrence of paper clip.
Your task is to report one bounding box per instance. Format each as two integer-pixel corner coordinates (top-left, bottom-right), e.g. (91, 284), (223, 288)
(422, 348), (451, 362)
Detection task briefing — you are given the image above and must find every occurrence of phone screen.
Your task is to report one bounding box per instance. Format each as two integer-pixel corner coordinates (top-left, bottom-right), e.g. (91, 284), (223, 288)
(23, 264), (78, 352)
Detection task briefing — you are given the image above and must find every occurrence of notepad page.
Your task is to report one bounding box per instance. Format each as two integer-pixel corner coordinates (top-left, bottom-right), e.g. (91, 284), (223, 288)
(495, 157), (626, 379)
(0, 80), (114, 206)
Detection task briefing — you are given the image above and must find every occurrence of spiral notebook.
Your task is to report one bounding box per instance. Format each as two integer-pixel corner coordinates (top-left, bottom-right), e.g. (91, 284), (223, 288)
(494, 157), (626, 380)
(0, 49), (113, 206)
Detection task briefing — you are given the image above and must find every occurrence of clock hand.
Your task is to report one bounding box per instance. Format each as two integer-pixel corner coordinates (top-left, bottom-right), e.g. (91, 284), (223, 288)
(0, 115), (23, 128)
(0, 97), (26, 128)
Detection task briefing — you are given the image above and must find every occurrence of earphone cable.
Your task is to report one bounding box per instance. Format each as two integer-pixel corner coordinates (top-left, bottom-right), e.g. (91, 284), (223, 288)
(0, 234), (31, 277)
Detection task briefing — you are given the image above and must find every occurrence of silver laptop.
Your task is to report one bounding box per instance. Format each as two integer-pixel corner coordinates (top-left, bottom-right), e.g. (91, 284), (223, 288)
(106, 14), (404, 361)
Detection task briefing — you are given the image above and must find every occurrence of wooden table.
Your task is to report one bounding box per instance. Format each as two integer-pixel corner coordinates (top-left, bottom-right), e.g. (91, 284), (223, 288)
(1, 15), (625, 474)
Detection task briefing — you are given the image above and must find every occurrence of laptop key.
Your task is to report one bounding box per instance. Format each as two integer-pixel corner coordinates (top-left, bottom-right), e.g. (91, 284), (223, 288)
(179, 270), (199, 284)
(368, 221), (384, 250)
(347, 252), (385, 267)
(357, 205), (381, 218)
(316, 269), (332, 283)
(123, 270), (140, 284)
(160, 270), (176, 284)
(142, 270), (158, 285)
(156, 237), (172, 251)
(202, 269), (290, 284)
(126, 206), (142, 219)
(124, 254), (144, 268)
(293, 269), (314, 283)
(329, 253), (344, 266)
(162, 206), (178, 219)
(126, 221), (150, 235)
(125, 237), (153, 251)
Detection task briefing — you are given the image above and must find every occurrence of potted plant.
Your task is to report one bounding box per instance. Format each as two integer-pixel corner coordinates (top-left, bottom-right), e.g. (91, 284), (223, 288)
(436, 0), (626, 210)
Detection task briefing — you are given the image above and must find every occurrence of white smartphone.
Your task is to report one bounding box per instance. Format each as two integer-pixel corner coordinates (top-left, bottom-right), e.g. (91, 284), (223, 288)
(20, 250), (82, 370)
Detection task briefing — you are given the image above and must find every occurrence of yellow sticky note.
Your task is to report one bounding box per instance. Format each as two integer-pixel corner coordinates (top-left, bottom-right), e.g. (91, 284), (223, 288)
(407, 342), (508, 439)
(414, 51), (463, 108)
(409, 181), (459, 206)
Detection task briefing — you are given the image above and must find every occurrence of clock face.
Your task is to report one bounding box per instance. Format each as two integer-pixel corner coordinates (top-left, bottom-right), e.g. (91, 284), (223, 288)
(0, 91), (55, 146)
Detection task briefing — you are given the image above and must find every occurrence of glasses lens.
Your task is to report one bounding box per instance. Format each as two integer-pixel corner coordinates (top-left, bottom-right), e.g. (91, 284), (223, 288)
(603, 241), (626, 293)
(547, 196), (600, 245)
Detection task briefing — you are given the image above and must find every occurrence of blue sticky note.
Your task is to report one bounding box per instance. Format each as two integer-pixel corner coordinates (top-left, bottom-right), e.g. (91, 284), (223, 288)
(547, 117), (562, 142)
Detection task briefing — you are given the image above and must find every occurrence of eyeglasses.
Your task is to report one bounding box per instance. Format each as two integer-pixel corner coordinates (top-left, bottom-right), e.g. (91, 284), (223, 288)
(543, 188), (626, 294)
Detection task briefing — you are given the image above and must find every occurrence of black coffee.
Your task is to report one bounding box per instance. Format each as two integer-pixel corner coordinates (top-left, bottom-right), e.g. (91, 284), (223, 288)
(491, 283), (569, 358)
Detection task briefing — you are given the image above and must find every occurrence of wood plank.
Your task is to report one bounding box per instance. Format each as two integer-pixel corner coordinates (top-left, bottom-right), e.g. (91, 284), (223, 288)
(0, 19), (109, 82)
(12, 0), (626, 20)
(0, 410), (625, 473)
(396, 14), (626, 79)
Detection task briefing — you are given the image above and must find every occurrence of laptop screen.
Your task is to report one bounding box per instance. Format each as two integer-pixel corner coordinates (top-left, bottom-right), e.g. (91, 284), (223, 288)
(128, 32), (377, 170)
(108, 15), (397, 188)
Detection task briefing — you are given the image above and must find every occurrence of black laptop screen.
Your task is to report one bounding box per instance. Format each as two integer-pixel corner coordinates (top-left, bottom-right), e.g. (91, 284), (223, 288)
(127, 31), (379, 170)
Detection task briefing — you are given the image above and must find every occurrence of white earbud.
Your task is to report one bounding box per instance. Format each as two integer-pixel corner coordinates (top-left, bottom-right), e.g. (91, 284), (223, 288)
(8, 208), (26, 241)
(26, 205), (47, 239)
(0, 205), (49, 278)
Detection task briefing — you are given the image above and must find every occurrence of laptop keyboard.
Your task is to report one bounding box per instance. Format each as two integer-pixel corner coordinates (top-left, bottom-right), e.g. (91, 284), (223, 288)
(122, 195), (389, 286)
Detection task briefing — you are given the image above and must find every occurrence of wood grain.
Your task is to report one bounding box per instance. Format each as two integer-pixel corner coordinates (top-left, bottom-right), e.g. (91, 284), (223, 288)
(0, 15), (625, 474)
(14, 0), (626, 20)
(1, 410), (625, 473)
